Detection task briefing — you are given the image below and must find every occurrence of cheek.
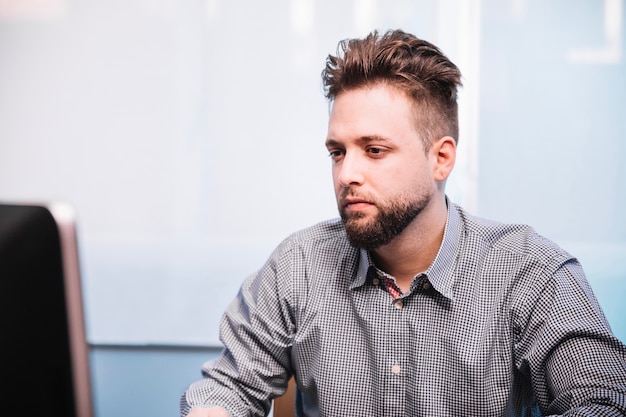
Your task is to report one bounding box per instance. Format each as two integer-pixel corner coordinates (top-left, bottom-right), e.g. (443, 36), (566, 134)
(403, 167), (434, 193)
(331, 168), (340, 187)
(332, 171), (343, 197)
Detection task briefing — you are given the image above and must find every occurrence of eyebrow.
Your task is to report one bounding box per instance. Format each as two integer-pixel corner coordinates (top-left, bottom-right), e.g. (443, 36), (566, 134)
(325, 135), (393, 148)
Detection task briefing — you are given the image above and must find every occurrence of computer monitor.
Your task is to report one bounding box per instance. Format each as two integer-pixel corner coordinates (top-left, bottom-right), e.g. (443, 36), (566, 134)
(0, 202), (94, 417)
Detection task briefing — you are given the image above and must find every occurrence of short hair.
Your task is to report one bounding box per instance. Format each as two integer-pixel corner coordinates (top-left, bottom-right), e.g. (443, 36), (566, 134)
(322, 29), (463, 149)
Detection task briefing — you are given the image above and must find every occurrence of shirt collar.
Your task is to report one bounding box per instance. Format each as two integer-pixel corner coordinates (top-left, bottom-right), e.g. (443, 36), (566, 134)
(424, 200), (460, 300)
(350, 249), (371, 290)
(350, 198), (461, 301)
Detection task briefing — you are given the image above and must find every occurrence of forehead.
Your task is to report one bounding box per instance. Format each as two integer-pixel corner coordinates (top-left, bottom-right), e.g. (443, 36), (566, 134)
(326, 84), (419, 143)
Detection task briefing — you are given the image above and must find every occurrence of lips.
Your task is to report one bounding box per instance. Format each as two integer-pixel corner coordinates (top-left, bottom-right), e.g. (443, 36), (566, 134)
(343, 197), (369, 206)
(341, 196), (374, 212)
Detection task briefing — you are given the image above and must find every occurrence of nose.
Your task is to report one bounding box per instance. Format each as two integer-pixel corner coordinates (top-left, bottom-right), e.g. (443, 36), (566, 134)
(336, 152), (365, 187)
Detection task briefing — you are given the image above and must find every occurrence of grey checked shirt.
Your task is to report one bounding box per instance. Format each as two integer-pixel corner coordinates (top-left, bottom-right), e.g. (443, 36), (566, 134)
(182, 202), (626, 416)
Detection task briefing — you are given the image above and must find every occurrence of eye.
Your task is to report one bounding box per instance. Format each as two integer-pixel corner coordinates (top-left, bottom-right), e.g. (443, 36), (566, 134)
(328, 149), (344, 161)
(367, 147), (387, 157)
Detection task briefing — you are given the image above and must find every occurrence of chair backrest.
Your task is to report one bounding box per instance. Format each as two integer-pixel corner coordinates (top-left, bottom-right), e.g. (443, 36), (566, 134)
(273, 377), (296, 417)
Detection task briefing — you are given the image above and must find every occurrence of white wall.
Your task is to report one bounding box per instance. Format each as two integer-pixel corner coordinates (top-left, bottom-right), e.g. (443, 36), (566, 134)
(1, 0), (623, 345)
(476, 0), (626, 339)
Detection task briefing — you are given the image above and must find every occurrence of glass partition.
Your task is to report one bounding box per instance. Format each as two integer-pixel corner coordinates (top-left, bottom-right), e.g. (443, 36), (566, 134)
(1, 0), (623, 345)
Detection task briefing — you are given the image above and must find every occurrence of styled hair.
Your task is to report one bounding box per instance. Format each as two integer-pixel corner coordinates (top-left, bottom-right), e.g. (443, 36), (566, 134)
(322, 29), (463, 148)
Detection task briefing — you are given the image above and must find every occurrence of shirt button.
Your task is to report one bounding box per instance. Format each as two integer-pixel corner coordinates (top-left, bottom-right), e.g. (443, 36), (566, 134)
(372, 278), (380, 286)
(394, 300), (403, 309)
(391, 364), (401, 375)
(422, 280), (432, 290)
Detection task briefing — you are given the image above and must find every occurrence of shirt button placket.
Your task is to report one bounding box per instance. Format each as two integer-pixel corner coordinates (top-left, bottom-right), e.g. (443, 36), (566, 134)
(387, 293), (406, 415)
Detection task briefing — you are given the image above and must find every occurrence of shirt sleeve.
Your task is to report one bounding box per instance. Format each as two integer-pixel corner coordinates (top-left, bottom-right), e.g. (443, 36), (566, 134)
(513, 258), (626, 416)
(180, 242), (297, 417)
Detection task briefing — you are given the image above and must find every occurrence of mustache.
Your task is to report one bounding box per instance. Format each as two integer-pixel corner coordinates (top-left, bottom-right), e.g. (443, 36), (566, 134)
(339, 187), (371, 201)
(338, 188), (378, 211)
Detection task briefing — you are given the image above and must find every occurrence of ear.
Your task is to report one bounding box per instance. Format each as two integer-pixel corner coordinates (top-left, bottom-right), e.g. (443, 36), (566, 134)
(431, 136), (456, 182)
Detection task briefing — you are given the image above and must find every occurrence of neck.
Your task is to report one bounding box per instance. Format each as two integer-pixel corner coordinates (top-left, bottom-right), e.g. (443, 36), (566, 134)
(370, 195), (447, 292)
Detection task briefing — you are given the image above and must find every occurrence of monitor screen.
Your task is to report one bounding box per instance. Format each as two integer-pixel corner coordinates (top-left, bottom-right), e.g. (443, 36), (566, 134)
(0, 203), (93, 417)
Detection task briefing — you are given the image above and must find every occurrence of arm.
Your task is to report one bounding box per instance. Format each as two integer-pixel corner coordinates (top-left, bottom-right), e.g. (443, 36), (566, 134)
(514, 259), (626, 415)
(180, 244), (296, 417)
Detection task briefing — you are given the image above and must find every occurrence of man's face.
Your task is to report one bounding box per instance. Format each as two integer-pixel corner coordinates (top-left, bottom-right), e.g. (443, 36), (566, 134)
(325, 84), (439, 250)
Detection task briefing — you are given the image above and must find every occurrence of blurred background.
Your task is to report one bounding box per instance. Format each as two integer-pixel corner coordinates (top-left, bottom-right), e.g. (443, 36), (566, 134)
(1, 0), (624, 416)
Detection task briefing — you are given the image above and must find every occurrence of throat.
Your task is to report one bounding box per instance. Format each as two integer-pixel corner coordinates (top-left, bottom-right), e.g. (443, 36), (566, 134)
(394, 274), (417, 294)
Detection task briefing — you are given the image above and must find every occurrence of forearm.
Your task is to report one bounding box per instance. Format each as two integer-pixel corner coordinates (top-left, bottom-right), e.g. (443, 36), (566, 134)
(180, 350), (278, 417)
(516, 261), (626, 414)
(542, 335), (626, 415)
(181, 256), (295, 417)
(180, 374), (263, 417)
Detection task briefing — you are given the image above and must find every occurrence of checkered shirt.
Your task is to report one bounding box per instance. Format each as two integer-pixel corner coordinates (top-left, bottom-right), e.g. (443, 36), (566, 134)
(181, 202), (626, 416)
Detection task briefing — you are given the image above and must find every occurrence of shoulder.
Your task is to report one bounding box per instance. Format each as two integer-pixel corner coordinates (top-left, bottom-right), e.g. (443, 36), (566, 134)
(261, 218), (356, 277)
(453, 203), (574, 269)
(259, 219), (357, 312)
(276, 218), (351, 254)
(449, 204), (592, 330)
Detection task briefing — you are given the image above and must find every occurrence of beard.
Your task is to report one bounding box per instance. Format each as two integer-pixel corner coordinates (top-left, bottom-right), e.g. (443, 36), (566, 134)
(340, 190), (431, 251)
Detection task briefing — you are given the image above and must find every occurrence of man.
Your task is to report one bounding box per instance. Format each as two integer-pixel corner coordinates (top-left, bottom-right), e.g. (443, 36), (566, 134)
(181, 29), (626, 416)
